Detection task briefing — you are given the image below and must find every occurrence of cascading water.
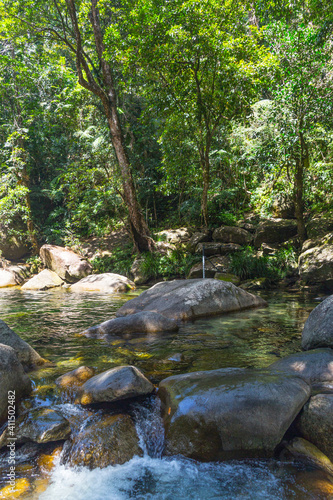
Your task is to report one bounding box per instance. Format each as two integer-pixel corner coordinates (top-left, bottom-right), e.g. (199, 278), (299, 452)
(0, 289), (332, 498)
(37, 398), (325, 500)
(133, 396), (165, 459)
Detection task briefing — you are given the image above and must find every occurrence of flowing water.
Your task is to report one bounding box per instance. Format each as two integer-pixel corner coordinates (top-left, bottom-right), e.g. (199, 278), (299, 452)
(0, 287), (332, 499)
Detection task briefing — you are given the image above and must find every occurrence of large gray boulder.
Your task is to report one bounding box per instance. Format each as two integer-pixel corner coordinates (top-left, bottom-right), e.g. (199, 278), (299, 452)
(116, 279), (267, 321)
(0, 224), (29, 260)
(0, 344), (32, 425)
(298, 236), (333, 287)
(269, 349), (333, 390)
(62, 413), (142, 469)
(254, 219), (297, 248)
(81, 311), (179, 338)
(271, 194), (295, 219)
(0, 407), (71, 448)
(69, 273), (135, 293)
(0, 320), (46, 370)
(0, 265), (28, 288)
(187, 231), (211, 253)
(306, 216), (333, 240)
(297, 394), (333, 462)
(212, 226), (252, 246)
(40, 244), (92, 283)
(302, 296), (333, 350)
(21, 269), (64, 290)
(195, 242), (242, 256)
(158, 367), (310, 460)
(77, 365), (154, 405)
(155, 228), (192, 244)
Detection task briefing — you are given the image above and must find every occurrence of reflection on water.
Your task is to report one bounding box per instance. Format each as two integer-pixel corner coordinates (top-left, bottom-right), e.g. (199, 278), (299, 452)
(0, 288), (322, 390)
(0, 287), (331, 499)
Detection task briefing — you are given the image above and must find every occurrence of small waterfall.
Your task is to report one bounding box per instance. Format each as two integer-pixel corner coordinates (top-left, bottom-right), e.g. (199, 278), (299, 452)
(133, 396), (165, 458)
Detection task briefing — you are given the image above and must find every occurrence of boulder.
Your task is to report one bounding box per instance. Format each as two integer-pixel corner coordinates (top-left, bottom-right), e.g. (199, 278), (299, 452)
(195, 242), (242, 256)
(0, 407), (71, 448)
(21, 269), (64, 290)
(116, 279), (267, 321)
(297, 394), (333, 461)
(269, 349), (333, 390)
(212, 226), (252, 246)
(0, 320), (46, 370)
(302, 296), (333, 350)
(253, 219), (298, 248)
(77, 365), (154, 405)
(0, 344), (32, 425)
(298, 237), (333, 288)
(285, 437), (333, 476)
(81, 311), (179, 338)
(130, 257), (148, 285)
(155, 228), (192, 244)
(0, 224), (29, 260)
(187, 231), (211, 253)
(69, 273), (135, 293)
(56, 366), (95, 388)
(40, 244), (92, 283)
(158, 367), (310, 460)
(62, 413), (142, 469)
(239, 278), (271, 290)
(306, 216), (333, 240)
(214, 273), (240, 285)
(271, 194), (295, 219)
(235, 221), (257, 233)
(187, 262), (216, 279)
(0, 265), (28, 288)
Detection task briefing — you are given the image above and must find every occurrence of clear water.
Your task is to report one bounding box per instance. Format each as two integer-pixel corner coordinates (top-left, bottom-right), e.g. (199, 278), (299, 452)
(0, 287), (332, 499)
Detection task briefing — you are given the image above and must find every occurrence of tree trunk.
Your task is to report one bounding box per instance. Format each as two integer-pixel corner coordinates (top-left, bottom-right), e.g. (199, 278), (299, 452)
(67, 0), (153, 252)
(201, 136), (211, 227)
(294, 132), (308, 243)
(103, 104), (153, 252)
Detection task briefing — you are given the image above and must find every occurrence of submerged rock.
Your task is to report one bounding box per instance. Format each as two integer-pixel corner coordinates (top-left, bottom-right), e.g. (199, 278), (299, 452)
(297, 394), (333, 462)
(21, 269), (64, 290)
(81, 311), (179, 338)
(69, 273), (135, 293)
(269, 349), (333, 390)
(77, 365), (154, 405)
(285, 437), (333, 477)
(302, 295), (333, 350)
(0, 407), (71, 448)
(158, 367), (310, 461)
(62, 413), (142, 469)
(0, 320), (46, 370)
(40, 244), (92, 283)
(0, 344), (32, 425)
(116, 279), (267, 321)
(56, 366), (95, 388)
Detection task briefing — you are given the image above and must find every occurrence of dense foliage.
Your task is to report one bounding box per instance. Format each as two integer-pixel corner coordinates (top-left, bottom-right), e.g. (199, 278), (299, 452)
(0, 0), (332, 251)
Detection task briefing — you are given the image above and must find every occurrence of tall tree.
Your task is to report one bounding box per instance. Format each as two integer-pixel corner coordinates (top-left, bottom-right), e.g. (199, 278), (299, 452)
(2, 0), (153, 251)
(112, 0), (272, 225)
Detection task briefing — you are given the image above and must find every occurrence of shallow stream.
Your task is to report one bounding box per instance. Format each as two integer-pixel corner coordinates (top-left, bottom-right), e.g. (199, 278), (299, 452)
(0, 287), (332, 499)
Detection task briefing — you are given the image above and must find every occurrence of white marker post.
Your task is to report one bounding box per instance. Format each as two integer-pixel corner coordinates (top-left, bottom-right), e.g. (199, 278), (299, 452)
(202, 244), (205, 279)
